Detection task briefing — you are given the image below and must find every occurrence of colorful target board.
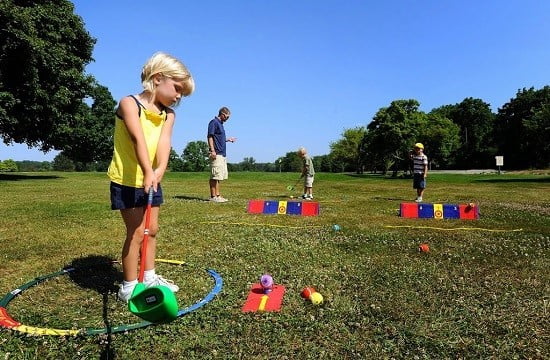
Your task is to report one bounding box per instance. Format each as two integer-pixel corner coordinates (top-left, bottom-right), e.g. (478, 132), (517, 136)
(247, 200), (319, 216)
(242, 283), (286, 312)
(400, 203), (479, 220)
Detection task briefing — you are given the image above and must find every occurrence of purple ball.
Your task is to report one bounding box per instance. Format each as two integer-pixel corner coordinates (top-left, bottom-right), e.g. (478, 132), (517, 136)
(260, 274), (273, 292)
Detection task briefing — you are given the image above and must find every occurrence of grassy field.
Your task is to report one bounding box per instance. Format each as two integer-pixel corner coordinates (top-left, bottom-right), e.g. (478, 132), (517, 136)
(0, 171), (548, 359)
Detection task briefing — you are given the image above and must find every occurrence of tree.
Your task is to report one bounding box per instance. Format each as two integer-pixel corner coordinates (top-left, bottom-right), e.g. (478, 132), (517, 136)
(313, 155), (334, 172)
(239, 157), (257, 171)
(0, 0), (96, 151)
(523, 104), (550, 168)
(278, 151), (302, 172)
(15, 160), (51, 172)
(0, 159), (17, 172)
(60, 82), (116, 164)
(168, 148), (184, 172)
(420, 113), (460, 169)
(52, 152), (75, 171)
(360, 99), (461, 174)
(181, 141), (209, 171)
(360, 100), (423, 175)
(495, 86), (550, 169)
(431, 98), (495, 168)
(329, 127), (366, 173)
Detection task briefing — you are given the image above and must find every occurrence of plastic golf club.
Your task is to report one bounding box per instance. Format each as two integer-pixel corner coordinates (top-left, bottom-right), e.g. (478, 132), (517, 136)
(128, 189), (178, 323)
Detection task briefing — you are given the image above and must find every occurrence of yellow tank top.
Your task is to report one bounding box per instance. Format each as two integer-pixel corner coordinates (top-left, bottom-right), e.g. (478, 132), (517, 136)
(107, 96), (167, 187)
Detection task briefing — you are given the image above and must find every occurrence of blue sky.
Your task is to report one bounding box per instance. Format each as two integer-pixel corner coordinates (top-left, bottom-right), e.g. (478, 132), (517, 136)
(2, 0), (549, 163)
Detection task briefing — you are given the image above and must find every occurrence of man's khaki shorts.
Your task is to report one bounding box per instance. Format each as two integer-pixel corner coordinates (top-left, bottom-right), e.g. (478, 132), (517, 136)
(210, 155), (228, 180)
(304, 175), (314, 188)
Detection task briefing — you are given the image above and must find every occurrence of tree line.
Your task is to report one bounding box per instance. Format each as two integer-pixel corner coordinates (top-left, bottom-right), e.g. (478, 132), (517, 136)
(1, 1), (548, 173)
(358, 91), (549, 173)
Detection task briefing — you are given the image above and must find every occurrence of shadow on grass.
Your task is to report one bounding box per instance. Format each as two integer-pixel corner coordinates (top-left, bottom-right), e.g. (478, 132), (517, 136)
(344, 173), (383, 178)
(372, 196), (411, 201)
(344, 173), (411, 180)
(0, 173), (62, 181)
(259, 194), (297, 199)
(67, 255), (120, 355)
(67, 255), (121, 294)
(173, 195), (210, 202)
(475, 177), (550, 183)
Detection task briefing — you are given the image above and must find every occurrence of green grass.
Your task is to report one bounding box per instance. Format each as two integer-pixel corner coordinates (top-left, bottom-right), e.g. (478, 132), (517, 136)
(0, 171), (549, 359)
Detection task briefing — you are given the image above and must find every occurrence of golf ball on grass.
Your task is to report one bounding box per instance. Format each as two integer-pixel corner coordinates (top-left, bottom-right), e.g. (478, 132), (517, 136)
(300, 287), (316, 299)
(310, 292), (323, 305)
(332, 224), (341, 231)
(260, 274), (273, 293)
(418, 243), (430, 252)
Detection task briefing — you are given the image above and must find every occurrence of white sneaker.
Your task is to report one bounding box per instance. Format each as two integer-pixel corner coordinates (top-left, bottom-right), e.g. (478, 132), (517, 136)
(209, 196), (220, 202)
(216, 196), (228, 202)
(118, 283), (136, 303)
(415, 197), (423, 203)
(145, 275), (179, 292)
(306, 195), (314, 200)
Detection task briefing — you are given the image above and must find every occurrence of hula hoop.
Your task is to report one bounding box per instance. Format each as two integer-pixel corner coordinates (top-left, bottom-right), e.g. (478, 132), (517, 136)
(0, 259), (222, 336)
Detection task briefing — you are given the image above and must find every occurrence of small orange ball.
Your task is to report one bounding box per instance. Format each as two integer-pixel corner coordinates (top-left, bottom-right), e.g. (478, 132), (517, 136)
(418, 243), (430, 252)
(300, 287), (316, 299)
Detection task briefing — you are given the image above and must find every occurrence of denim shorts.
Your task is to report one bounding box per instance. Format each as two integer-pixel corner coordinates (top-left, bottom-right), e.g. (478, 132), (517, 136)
(110, 182), (164, 210)
(413, 173), (426, 189)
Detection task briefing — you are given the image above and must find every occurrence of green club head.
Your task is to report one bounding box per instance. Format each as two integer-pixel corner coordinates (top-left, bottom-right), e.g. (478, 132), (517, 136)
(128, 283), (178, 323)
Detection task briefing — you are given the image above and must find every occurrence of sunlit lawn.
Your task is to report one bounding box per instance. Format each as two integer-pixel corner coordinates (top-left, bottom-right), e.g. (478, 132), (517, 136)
(0, 171), (548, 359)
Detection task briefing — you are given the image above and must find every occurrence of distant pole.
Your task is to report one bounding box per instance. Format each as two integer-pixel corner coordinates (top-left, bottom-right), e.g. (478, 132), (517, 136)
(495, 156), (504, 175)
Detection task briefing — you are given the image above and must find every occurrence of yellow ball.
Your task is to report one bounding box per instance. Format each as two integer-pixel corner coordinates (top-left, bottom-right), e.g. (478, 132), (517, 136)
(310, 292), (323, 305)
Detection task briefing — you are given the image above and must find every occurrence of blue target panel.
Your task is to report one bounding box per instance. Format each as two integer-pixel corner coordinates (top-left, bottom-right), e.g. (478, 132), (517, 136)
(286, 201), (303, 215)
(418, 203), (434, 218)
(443, 204), (460, 219)
(262, 201), (279, 214)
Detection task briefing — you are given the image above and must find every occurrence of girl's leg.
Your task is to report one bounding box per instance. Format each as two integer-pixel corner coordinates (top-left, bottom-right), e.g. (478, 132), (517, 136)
(120, 207), (143, 282)
(136, 206), (179, 292)
(120, 206), (159, 281)
(144, 206), (159, 270)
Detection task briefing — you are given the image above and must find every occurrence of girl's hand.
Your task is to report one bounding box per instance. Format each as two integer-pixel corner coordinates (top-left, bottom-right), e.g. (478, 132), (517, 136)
(143, 170), (157, 194)
(153, 168), (165, 184)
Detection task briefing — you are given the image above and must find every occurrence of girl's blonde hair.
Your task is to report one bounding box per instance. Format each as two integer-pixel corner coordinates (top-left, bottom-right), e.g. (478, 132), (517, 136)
(141, 52), (195, 98)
